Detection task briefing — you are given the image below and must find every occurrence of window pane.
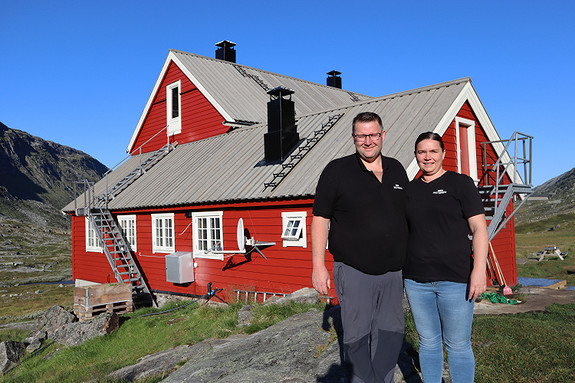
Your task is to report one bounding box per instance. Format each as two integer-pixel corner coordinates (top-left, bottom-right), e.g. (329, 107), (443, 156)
(171, 87), (179, 118)
(291, 220), (300, 236)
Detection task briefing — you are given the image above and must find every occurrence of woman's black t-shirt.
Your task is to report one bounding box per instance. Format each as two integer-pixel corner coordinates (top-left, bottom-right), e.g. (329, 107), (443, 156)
(403, 171), (485, 283)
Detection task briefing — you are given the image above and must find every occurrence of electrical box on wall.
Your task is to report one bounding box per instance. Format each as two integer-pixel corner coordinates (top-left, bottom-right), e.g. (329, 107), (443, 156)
(165, 252), (194, 283)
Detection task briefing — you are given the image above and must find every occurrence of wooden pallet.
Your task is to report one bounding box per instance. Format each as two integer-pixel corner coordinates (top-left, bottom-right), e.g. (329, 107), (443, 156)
(74, 283), (133, 321)
(75, 300), (133, 321)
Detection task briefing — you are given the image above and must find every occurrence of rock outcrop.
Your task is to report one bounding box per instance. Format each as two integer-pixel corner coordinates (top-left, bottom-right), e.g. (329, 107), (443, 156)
(0, 341), (26, 375)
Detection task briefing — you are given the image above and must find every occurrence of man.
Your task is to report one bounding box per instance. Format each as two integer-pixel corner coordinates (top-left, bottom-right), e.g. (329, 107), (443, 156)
(312, 112), (408, 383)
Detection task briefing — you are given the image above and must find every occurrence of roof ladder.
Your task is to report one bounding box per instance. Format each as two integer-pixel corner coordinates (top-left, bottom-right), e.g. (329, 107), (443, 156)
(234, 65), (271, 92)
(264, 113), (344, 191)
(98, 142), (177, 204)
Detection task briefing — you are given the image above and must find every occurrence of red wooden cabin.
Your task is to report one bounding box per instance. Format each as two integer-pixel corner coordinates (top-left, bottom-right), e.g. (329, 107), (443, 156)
(64, 41), (531, 304)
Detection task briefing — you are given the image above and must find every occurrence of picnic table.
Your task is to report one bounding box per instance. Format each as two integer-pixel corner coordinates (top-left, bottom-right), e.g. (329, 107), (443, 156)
(531, 246), (568, 261)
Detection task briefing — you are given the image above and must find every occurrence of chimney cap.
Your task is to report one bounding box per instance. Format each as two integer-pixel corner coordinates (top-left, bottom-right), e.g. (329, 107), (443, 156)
(267, 86), (295, 97)
(216, 40), (236, 48)
(327, 70), (342, 76)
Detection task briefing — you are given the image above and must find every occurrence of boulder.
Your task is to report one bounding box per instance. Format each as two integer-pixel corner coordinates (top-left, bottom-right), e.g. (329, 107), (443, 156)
(268, 288), (320, 305)
(0, 341), (26, 375)
(31, 305), (76, 340)
(51, 312), (119, 347)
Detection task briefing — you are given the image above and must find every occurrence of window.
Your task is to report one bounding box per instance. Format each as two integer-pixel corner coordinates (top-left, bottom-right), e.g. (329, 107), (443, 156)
(85, 217), (102, 252)
(455, 117), (478, 182)
(192, 211), (223, 259)
(166, 80), (181, 135)
(118, 215), (137, 251)
(152, 213), (175, 253)
(281, 211), (307, 247)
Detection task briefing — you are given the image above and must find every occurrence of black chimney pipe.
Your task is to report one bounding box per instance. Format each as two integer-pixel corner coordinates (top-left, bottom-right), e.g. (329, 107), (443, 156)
(264, 87), (299, 162)
(327, 70), (342, 89)
(215, 40), (236, 63)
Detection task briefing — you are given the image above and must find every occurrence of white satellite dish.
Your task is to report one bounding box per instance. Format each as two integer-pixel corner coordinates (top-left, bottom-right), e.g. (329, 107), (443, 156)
(207, 217), (274, 260)
(236, 218), (245, 252)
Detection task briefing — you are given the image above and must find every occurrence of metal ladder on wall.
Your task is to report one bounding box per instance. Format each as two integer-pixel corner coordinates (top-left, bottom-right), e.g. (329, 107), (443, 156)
(477, 132), (533, 289)
(263, 113), (344, 191)
(76, 141), (177, 307)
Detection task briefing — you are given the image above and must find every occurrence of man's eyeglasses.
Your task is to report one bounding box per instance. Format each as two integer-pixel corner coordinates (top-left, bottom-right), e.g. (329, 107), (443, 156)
(353, 132), (382, 142)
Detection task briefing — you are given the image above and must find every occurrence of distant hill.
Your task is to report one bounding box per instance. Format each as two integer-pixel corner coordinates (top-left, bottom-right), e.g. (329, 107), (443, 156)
(0, 122), (108, 229)
(515, 167), (575, 224)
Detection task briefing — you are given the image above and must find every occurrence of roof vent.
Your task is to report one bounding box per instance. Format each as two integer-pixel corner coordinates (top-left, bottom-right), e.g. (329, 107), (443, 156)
(215, 40), (236, 63)
(264, 87), (300, 162)
(326, 70), (342, 89)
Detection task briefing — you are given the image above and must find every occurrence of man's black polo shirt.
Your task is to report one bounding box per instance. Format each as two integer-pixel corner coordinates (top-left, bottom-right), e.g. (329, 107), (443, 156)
(313, 153), (408, 275)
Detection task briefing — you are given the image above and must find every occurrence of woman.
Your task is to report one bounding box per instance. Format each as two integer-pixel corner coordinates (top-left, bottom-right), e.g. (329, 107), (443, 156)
(404, 132), (488, 383)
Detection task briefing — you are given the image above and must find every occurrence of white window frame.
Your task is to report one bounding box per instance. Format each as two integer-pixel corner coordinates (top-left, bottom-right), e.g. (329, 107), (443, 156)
(166, 80), (181, 135)
(118, 215), (137, 252)
(85, 217), (102, 252)
(192, 211), (224, 260)
(281, 211), (307, 248)
(455, 117), (478, 182)
(152, 213), (175, 253)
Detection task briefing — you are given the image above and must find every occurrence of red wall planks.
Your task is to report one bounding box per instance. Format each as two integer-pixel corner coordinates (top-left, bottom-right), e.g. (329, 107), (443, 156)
(130, 62), (227, 155)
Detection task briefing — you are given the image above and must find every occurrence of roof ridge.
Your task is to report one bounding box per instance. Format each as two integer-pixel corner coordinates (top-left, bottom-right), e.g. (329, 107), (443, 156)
(288, 77), (471, 122)
(168, 48), (371, 98)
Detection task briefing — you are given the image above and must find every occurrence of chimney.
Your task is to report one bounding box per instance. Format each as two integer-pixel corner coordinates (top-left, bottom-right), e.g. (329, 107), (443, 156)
(264, 87), (300, 162)
(326, 70), (342, 89)
(215, 40), (236, 63)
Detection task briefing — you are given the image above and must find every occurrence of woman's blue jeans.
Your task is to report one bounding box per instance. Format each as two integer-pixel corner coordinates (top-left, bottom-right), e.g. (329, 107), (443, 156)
(404, 279), (475, 383)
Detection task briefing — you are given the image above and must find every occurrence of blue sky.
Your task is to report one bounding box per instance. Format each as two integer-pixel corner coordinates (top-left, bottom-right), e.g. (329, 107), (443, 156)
(1, 0), (573, 187)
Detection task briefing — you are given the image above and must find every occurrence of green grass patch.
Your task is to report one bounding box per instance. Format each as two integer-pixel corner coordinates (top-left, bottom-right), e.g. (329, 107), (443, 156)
(515, 212), (575, 284)
(0, 301), (325, 383)
(0, 284), (74, 325)
(472, 304), (575, 383)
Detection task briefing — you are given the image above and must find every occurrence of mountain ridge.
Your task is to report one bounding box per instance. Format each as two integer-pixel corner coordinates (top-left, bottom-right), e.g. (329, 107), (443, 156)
(0, 121), (108, 229)
(515, 166), (575, 224)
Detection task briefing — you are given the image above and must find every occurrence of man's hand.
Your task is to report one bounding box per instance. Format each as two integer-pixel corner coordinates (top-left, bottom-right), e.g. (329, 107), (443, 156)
(312, 265), (331, 295)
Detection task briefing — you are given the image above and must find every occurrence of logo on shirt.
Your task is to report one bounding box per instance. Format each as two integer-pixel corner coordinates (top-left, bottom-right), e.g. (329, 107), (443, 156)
(432, 189), (448, 195)
(393, 184), (403, 190)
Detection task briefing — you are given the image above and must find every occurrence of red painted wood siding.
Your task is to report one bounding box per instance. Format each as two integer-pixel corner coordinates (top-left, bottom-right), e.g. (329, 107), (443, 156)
(130, 62), (228, 155)
(70, 199), (337, 301)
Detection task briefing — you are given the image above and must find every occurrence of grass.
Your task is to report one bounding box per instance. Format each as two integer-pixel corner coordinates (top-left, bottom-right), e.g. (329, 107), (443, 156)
(472, 304), (575, 383)
(515, 213), (575, 285)
(0, 284), (74, 325)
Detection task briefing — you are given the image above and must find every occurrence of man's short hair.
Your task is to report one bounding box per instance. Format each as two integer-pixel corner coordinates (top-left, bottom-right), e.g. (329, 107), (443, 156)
(352, 112), (383, 133)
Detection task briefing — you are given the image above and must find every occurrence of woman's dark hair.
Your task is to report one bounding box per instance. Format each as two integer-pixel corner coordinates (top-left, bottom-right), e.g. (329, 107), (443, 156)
(414, 132), (444, 152)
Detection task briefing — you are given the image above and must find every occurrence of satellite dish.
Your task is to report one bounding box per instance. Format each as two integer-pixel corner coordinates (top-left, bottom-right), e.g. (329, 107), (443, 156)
(236, 218), (245, 252)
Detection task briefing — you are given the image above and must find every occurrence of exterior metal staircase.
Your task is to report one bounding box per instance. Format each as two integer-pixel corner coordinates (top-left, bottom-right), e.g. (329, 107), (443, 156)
(87, 208), (154, 306)
(75, 141), (177, 307)
(478, 132), (533, 241)
(478, 132), (533, 289)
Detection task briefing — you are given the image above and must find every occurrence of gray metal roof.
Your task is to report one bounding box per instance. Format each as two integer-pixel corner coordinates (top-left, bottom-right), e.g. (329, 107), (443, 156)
(64, 77), (476, 212)
(171, 49), (372, 122)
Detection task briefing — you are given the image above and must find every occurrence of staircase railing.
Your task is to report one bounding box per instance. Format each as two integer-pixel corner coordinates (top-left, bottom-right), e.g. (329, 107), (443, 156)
(73, 126), (177, 307)
(479, 131), (534, 241)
